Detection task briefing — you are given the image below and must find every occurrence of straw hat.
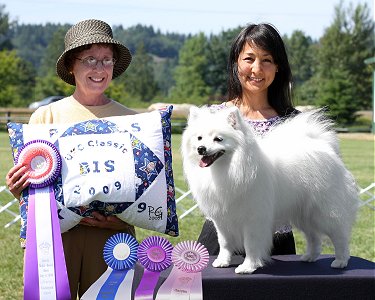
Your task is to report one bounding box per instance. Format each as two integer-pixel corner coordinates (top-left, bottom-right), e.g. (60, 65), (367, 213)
(56, 19), (132, 85)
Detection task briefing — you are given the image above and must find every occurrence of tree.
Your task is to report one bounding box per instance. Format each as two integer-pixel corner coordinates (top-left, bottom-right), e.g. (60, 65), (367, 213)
(314, 1), (374, 125)
(105, 80), (132, 107)
(113, 24), (186, 58)
(317, 68), (357, 124)
(34, 74), (74, 102)
(0, 5), (13, 50)
(121, 42), (159, 103)
(153, 56), (177, 97)
(169, 33), (211, 104)
(0, 50), (35, 107)
(38, 26), (69, 76)
(345, 3), (374, 109)
(205, 27), (241, 101)
(34, 26), (74, 100)
(10, 23), (71, 70)
(285, 31), (315, 86)
(284, 31), (316, 106)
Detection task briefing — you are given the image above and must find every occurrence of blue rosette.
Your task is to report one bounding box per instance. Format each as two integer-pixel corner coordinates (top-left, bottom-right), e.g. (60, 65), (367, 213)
(82, 233), (139, 300)
(103, 233), (138, 270)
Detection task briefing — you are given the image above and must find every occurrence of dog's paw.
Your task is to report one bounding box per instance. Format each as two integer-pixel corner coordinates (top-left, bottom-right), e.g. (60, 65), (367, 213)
(235, 263), (256, 274)
(300, 253), (319, 263)
(212, 258), (230, 268)
(331, 258), (348, 269)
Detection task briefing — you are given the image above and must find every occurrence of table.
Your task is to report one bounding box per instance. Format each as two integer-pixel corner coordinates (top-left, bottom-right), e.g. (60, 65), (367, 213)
(132, 255), (375, 300)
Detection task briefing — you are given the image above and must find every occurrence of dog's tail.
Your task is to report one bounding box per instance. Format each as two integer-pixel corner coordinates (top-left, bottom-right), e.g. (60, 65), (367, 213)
(268, 109), (340, 154)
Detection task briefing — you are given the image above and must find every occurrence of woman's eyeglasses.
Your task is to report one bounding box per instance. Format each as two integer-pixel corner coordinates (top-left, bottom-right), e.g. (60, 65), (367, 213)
(75, 56), (116, 68)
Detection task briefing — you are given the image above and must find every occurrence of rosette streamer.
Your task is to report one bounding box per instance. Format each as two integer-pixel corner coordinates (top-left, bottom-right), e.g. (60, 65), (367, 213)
(20, 140), (70, 300)
(81, 233), (139, 300)
(134, 236), (173, 300)
(155, 241), (209, 300)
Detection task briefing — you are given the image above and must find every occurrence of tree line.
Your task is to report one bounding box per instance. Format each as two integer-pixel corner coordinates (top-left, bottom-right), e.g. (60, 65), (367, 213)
(0, 1), (373, 126)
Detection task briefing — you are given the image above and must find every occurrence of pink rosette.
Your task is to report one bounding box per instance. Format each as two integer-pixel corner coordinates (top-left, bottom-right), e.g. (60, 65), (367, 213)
(16, 139), (62, 188)
(155, 241), (209, 300)
(172, 240), (209, 273)
(137, 236), (173, 272)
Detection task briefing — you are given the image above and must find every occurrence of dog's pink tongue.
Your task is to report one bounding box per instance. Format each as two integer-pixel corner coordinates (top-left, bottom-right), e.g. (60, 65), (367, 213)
(199, 157), (211, 168)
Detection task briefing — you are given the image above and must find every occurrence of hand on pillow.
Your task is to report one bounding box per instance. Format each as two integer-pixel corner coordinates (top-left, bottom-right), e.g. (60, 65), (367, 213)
(80, 212), (133, 231)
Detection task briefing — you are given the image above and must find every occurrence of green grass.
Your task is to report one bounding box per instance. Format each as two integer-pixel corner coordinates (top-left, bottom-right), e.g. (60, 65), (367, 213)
(0, 132), (374, 299)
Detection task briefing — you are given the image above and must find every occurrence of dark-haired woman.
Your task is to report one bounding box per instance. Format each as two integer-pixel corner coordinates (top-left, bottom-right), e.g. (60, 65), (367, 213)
(198, 23), (299, 256)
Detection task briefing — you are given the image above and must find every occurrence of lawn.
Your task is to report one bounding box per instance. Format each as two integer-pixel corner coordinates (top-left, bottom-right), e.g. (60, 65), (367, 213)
(0, 131), (373, 299)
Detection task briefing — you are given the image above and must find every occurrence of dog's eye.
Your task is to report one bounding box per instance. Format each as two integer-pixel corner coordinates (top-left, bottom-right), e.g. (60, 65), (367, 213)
(214, 137), (223, 142)
(197, 136), (202, 141)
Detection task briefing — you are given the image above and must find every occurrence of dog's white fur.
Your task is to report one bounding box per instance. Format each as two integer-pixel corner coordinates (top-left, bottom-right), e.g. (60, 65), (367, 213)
(181, 106), (358, 274)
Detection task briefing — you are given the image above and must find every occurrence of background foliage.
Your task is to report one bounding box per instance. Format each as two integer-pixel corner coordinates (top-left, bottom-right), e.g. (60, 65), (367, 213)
(0, 1), (373, 125)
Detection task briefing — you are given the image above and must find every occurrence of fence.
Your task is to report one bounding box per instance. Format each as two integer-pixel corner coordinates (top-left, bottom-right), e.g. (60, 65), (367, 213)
(1, 182), (374, 229)
(0, 104), (190, 130)
(0, 108), (34, 129)
(0, 186), (21, 228)
(359, 183), (375, 209)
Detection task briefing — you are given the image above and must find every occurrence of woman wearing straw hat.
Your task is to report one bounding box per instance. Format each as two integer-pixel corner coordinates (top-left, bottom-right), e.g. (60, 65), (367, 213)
(6, 19), (136, 299)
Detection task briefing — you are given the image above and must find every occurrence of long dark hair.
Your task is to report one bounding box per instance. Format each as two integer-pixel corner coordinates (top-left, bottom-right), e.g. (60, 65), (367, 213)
(227, 23), (294, 116)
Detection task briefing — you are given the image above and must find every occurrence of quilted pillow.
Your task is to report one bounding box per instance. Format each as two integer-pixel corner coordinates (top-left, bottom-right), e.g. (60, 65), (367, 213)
(7, 106), (179, 237)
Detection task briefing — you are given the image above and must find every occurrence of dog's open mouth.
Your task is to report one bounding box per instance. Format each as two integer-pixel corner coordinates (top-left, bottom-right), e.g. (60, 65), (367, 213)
(199, 150), (225, 168)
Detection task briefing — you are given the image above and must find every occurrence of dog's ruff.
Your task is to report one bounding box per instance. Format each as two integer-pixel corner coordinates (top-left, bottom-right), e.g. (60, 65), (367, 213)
(182, 106), (358, 274)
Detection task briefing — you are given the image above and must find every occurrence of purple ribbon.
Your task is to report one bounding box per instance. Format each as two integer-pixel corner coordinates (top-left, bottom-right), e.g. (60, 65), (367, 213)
(24, 188), (39, 299)
(135, 236), (173, 300)
(134, 269), (161, 300)
(24, 186), (70, 300)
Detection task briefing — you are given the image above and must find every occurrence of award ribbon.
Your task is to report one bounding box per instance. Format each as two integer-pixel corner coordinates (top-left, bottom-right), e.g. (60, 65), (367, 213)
(81, 233), (138, 300)
(134, 236), (173, 300)
(155, 241), (209, 300)
(19, 140), (70, 300)
(16, 139), (62, 188)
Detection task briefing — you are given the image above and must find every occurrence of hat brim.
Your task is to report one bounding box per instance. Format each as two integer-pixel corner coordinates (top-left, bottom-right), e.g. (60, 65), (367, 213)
(56, 35), (132, 86)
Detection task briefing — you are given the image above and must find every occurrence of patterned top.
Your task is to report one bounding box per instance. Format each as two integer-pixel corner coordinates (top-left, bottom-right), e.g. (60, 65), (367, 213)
(208, 103), (281, 136)
(209, 103), (292, 233)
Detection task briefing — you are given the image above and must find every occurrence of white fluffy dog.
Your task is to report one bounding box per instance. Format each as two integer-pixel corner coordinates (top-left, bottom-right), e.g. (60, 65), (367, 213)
(181, 106), (358, 274)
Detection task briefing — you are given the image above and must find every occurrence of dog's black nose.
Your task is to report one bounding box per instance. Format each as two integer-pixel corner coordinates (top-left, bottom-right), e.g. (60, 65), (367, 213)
(197, 146), (206, 155)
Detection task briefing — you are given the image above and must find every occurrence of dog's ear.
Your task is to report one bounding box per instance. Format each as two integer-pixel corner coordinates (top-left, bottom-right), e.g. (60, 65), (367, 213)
(226, 106), (242, 130)
(187, 106), (201, 122)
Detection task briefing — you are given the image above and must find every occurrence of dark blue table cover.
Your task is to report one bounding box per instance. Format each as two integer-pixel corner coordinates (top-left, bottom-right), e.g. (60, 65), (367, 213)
(132, 254), (375, 300)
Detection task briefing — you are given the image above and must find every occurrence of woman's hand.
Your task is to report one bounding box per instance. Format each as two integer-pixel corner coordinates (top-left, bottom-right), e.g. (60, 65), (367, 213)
(79, 212), (132, 231)
(5, 164), (30, 200)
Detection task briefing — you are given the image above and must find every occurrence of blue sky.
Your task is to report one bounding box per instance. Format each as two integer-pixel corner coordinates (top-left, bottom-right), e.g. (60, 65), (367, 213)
(1, 0), (373, 39)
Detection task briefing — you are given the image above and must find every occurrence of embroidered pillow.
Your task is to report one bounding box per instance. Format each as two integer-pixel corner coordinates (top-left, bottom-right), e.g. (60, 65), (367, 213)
(7, 106), (178, 237)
